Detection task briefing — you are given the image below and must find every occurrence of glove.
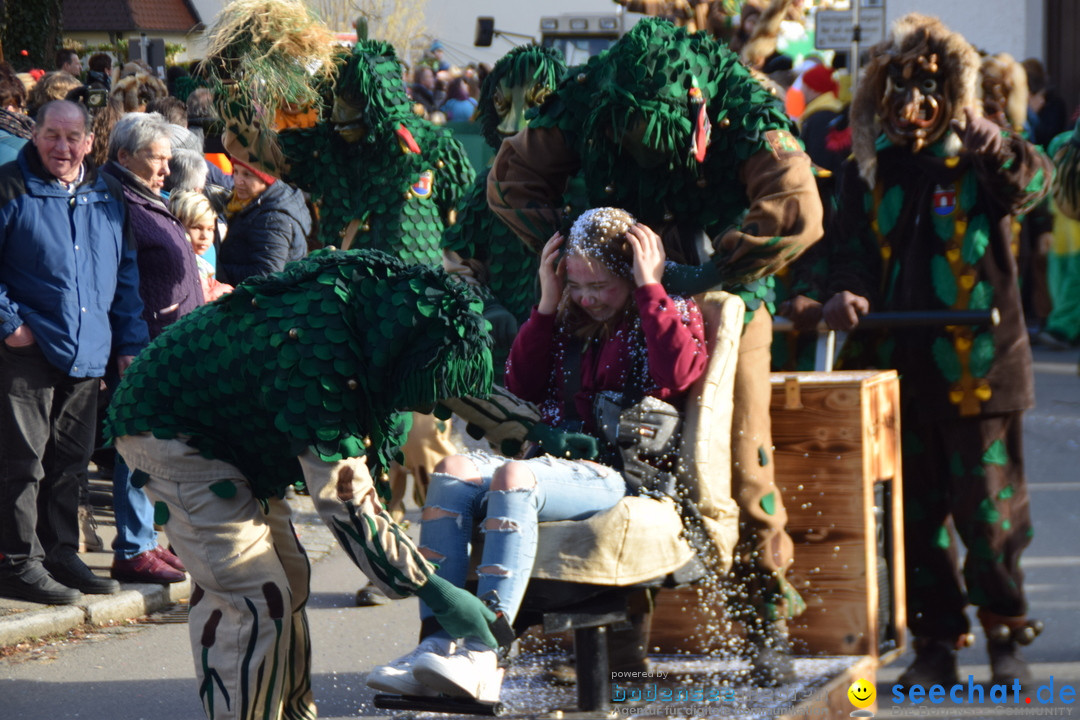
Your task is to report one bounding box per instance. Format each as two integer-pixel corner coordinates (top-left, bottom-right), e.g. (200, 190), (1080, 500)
(415, 574), (499, 649)
(438, 387), (542, 457)
(661, 260), (724, 297)
(525, 423), (599, 460)
(952, 107), (1004, 156)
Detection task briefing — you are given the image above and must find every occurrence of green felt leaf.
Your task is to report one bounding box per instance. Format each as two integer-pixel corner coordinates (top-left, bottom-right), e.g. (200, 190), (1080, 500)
(931, 255), (959, 307)
(932, 336), (962, 382)
(969, 332), (995, 378)
(962, 214), (990, 265)
(982, 439), (1009, 466)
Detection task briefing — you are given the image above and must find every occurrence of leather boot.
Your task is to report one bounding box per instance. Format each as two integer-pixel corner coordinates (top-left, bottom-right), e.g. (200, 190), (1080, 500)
(979, 609), (1042, 689)
(748, 618), (795, 687)
(897, 637), (961, 687)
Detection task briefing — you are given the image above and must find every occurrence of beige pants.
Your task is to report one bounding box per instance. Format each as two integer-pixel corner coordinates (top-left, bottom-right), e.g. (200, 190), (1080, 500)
(731, 309), (796, 615)
(387, 412), (457, 521)
(116, 435), (432, 720)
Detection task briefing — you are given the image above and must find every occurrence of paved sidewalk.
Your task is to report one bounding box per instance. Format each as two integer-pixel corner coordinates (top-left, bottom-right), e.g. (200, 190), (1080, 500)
(0, 472), (337, 649)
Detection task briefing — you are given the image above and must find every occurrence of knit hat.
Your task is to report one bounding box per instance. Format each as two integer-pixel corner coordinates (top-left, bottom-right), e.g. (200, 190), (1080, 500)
(232, 156), (277, 185)
(802, 64), (838, 96)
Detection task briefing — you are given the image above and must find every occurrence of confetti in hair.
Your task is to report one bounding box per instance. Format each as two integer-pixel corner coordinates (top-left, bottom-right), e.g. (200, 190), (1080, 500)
(567, 207), (636, 279)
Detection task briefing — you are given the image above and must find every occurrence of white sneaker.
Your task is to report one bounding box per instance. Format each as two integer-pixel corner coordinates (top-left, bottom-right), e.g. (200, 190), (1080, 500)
(412, 639), (504, 702)
(366, 635), (454, 696)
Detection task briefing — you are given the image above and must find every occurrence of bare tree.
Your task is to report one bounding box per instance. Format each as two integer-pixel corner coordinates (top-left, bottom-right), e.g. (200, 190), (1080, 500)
(305, 0), (428, 65)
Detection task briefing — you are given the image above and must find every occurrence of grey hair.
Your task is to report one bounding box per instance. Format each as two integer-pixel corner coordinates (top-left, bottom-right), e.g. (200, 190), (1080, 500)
(168, 123), (201, 153)
(166, 149), (208, 193)
(107, 111), (172, 162)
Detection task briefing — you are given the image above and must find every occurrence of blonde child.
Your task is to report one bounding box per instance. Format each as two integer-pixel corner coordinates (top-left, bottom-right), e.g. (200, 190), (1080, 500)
(169, 190), (233, 302)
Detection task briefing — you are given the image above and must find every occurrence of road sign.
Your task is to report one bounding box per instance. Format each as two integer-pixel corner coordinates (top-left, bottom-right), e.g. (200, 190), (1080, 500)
(814, 7), (886, 51)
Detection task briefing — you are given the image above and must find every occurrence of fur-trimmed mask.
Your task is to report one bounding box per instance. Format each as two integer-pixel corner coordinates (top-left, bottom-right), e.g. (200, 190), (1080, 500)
(851, 13), (979, 183)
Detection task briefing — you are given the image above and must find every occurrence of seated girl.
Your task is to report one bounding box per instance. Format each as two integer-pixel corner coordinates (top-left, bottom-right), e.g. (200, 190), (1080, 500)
(367, 207), (707, 701)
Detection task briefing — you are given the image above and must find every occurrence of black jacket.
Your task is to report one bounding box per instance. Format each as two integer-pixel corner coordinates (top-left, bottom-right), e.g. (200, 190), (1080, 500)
(218, 180), (311, 285)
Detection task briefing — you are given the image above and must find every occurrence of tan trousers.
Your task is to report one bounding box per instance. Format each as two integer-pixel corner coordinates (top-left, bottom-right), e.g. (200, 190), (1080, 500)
(731, 309), (796, 616)
(116, 435), (432, 720)
(387, 412), (457, 521)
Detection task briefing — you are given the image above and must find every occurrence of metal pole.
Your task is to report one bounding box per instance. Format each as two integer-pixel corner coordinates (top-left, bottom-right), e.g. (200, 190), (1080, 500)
(575, 626), (611, 712)
(772, 308), (1001, 334)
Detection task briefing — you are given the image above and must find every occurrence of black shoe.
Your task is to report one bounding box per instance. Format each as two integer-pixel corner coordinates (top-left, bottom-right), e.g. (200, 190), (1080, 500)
(0, 571), (81, 605)
(897, 638), (960, 687)
(749, 619), (796, 687)
(45, 554), (120, 595)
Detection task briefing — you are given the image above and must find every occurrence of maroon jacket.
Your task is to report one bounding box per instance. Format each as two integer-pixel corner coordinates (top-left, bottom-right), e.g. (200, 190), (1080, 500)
(103, 162), (203, 338)
(506, 283), (706, 435)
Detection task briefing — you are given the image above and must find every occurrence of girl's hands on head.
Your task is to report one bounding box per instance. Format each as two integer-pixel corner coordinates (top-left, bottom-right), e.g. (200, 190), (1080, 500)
(626, 223), (666, 287)
(537, 232), (566, 314)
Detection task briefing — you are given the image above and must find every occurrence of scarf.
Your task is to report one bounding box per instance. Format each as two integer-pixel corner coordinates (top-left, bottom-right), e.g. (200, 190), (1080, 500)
(226, 191), (253, 218)
(0, 108), (34, 141)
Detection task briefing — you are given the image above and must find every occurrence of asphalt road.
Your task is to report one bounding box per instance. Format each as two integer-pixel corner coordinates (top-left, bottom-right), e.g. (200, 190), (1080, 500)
(1, 347), (1077, 720)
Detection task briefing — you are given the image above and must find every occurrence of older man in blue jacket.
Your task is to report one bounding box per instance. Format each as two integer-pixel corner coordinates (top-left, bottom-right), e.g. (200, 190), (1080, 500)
(0, 100), (149, 605)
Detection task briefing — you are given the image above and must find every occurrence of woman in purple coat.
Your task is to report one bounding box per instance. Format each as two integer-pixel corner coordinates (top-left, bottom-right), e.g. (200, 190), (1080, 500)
(101, 111), (202, 584)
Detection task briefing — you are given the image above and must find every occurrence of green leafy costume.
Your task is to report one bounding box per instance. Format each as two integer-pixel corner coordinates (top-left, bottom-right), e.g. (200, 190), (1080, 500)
(107, 250), (490, 499)
(106, 249), (496, 720)
(487, 19), (823, 657)
(825, 13), (1050, 653)
(442, 45), (567, 374)
(278, 39), (475, 265)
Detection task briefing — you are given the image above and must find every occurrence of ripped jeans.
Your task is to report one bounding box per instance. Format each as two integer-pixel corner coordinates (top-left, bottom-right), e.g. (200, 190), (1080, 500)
(418, 450), (627, 627)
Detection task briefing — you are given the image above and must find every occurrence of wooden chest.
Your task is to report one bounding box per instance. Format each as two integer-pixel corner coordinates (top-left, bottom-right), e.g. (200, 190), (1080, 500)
(650, 370), (905, 661)
(771, 370), (905, 659)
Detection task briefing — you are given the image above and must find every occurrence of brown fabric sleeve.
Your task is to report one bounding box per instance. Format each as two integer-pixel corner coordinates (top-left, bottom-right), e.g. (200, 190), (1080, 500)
(487, 126), (581, 253)
(710, 148), (824, 286)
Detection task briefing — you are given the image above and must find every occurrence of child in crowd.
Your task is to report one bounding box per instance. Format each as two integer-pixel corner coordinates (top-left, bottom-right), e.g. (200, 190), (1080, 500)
(367, 207), (708, 702)
(169, 190), (233, 302)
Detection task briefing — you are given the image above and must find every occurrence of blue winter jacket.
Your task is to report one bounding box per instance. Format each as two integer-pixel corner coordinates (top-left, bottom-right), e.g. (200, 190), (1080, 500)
(0, 145), (149, 377)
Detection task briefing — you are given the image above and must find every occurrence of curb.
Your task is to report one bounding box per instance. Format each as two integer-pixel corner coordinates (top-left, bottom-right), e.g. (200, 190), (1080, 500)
(0, 579), (191, 647)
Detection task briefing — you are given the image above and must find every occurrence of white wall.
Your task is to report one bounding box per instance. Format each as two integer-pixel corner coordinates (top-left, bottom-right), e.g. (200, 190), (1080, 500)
(883, 0), (1043, 62)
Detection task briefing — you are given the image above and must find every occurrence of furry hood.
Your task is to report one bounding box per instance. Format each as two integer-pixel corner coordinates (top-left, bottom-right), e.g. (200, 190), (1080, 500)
(850, 13), (980, 185)
(110, 72), (168, 113)
(979, 52), (1029, 133)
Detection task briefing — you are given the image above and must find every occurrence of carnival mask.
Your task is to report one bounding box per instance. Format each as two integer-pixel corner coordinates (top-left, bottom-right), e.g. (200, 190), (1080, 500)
(879, 54), (952, 152)
(331, 95), (367, 144)
(491, 72), (552, 139)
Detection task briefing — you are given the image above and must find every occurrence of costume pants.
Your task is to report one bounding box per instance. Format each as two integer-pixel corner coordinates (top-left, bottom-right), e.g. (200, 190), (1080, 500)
(0, 343), (96, 579)
(387, 411), (457, 520)
(116, 435), (433, 720)
(900, 400), (1032, 641)
(418, 451), (626, 625)
(729, 309), (797, 618)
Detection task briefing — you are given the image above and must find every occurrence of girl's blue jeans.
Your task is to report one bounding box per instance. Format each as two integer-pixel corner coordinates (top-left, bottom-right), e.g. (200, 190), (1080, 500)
(418, 450), (626, 629)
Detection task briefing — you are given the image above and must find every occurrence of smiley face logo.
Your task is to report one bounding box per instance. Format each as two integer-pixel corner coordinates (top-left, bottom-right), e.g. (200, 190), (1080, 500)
(848, 678), (876, 709)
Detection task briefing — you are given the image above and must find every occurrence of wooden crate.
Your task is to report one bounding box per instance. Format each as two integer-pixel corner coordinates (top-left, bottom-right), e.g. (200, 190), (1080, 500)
(771, 370), (905, 659)
(650, 371), (905, 661)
